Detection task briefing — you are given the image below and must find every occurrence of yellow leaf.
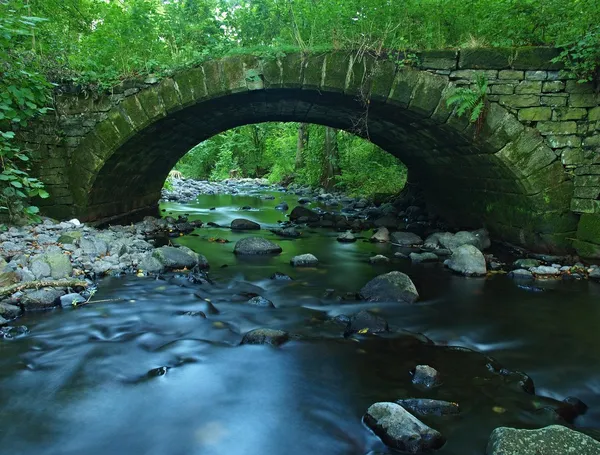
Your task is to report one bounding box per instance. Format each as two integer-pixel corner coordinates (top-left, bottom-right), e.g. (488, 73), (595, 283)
(212, 321), (225, 328)
(358, 328), (369, 334)
(492, 406), (506, 414)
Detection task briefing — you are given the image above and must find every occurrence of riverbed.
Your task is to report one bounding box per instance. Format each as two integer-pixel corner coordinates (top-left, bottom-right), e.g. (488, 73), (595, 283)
(1, 188), (599, 455)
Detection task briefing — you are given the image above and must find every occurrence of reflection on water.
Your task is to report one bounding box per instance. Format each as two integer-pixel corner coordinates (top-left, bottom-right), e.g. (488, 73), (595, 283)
(0, 189), (599, 455)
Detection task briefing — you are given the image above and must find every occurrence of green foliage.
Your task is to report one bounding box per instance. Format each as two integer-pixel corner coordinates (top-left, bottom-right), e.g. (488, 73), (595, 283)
(446, 73), (489, 124)
(554, 26), (600, 85)
(0, 4), (51, 225)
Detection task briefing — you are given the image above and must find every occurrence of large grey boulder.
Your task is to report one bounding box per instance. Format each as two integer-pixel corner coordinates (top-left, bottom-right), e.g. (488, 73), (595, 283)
(0, 258), (18, 287)
(391, 231), (423, 246)
(234, 237), (282, 255)
(152, 246), (208, 270)
(486, 425), (600, 455)
(290, 254), (318, 267)
(241, 328), (289, 346)
(21, 288), (65, 310)
(360, 271), (419, 303)
(29, 252), (73, 280)
(371, 227), (390, 243)
(231, 218), (261, 230)
(444, 245), (487, 277)
(397, 399), (460, 417)
(289, 206), (320, 222)
(438, 229), (490, 251)
(0, 302), (21, 320)
(139, 254), (165, 274)
(364, 402), (445, 453)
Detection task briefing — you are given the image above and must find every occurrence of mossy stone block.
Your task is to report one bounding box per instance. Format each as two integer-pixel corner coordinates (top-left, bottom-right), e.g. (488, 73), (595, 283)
(157, 78), (182, 113)
(388, 68), (420, 108)
(409, 72), (447, 117)
(459, 47), (514, 69)
(576, 213), (600, 243)
(302, 53), (327, 90)
(322, 52), (351, 93)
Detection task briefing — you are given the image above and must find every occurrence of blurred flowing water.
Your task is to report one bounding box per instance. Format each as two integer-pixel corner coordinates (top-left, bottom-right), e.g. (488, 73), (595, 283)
(1, 189), (599, 455)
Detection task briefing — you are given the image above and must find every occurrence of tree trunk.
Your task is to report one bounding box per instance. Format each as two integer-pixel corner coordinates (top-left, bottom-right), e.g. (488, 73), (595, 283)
(295, 123), (308, 170)
(322, 127), (340, 189)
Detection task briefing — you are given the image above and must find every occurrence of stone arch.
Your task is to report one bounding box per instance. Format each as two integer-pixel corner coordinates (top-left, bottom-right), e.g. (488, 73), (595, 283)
(60, 51), (576, 252)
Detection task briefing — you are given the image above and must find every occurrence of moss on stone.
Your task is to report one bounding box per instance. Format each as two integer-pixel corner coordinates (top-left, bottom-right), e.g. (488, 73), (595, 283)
(512, 47), (562, 70)
(93, 119), (121, 150)
(409, 72), (447, 117)
(261, 58), (282, 88)
(302, 53), (327, 90)
(202, 60), (224, 97)
(459, 47), (513, 69)
(280, 53), (303, 88)
(322, 52), (351, 93)
(172, 69), (197, 106)
(369, 59), (397, 102)
(119, 95), (150, 131)
(136, 86), (166, 121)
(573, 239), (600, 258)
(576, 213), (600, 243)
(221, 56), (247, 94)
(388, 68), (420, 108)
(157, 78), (182, 113)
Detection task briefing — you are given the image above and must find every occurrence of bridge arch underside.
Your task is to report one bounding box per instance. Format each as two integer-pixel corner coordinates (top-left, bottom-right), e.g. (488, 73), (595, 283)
(76, 88), (577, 253)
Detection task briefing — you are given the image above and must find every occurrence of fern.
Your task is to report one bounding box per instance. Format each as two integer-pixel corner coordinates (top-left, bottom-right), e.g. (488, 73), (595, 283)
(446, 73), (489, 135)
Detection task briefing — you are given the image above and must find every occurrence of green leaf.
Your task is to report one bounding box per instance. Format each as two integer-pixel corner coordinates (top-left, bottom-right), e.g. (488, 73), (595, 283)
(10, 180), (23, 188)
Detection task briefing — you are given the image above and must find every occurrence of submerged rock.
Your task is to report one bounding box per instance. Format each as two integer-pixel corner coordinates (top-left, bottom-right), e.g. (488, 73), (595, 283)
(337, 231), (356, 243)
(246, 296), (275, 308)
(364, 402), (445, 453)
(21, 288), (65, 310)
(234, 237), (282, 255)
(231, 218), (261, 230)
(270, 272), (293, 281)
(486, 425), (600, 455)
(344, 310), (389, 336)
(397, 399), (460, 417)
(410, 252), (438, 263)
(241, 328), (289, 346)
(270, 227), (300, 238)
(289, 206), (320, 222)
(412, 365), (442, 388)
(508, 269), (534, 280)
(290, 254), (319, 267)
(369, 255), (390, 264)
(444, 245), (487, 276)
(359, 271), (419, 303)
(275, 202), (289, 211)
(371, 227), (390, 243)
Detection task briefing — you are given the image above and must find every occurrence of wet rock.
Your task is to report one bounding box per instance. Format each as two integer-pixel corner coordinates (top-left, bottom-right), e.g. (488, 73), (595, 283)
(139, 254), (165, 274)
(397, 399), (460, 417)
(360, 271), (419, 303)
(152, 246), (207, 270)
(436, 229), (490, 251)
(60, 293), (86, 307)
(275, 202), (289, 211)
(589, 267), (600, 281)
(231, 218), (261, 230)
(369, 255), (390, 264)
(290, 206), (320, 222)
(530, 266), (561, 276)
(337, 231), (356, 243)
(270, 272), (293, 281)
(344, 310), (389, 336)
(556, 396), (588, 423)
(247, 296), (275, 308)
(409, 252), (438, 263)
(373, 215), (400, 229)
(298, 197), (311, 204)
(412, 365), (441, 388)
(391, 232), (423, 246)
(80, 238), (108, 256)
(371, 227), (390, 243)
(0, 325), (29, 338)
(290, 254), (318, 267)
(21, 288), (66, 310)
(486, 425), (600, 455)
(444, 244), (487, 277)
(513, 258), (541, 268)
(234, 237), (282, 255)
(364, 402), (445, 453)
(0, 302), (21, 320)
(241, 328), (289, 346)
(0, 258), (18, 287)
(508, 269), (534, 280)
(271, 227), (300, 238)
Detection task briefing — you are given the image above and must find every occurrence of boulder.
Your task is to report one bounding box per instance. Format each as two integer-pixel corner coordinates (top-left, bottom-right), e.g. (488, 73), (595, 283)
(241, 328), (289, 346)
(139, 254), (165, 274)
(508, 269), (534, 280)
(21, 288), (65, 310)
(397, 399), (460, 417)
(247, 296), (275, 308)
(275, 202), (289, 211)
(412, 365), (442, 388)
(371, 227), (390, 243)
(45, 252), (73, 279)
(231, 218), (261, 230)
(364, 402), (445, 453)
(60, 293), (86, 307)
(391, 232), (423, 246)
(0, 258), (18, 287)
(270, 272), (293, 281)
(57, 231), (82, 245)
(373, 215), (400, 229)
(290, 254), (319, 267)
(234, 237), (282, 255)
(438, 229), (490, 251)
(369, 255), (390, 264)
(486, 425), (600, 455)
(271, 227), (300, 238)
(152, 246), (207, 270)
(0, 302), (21, 320)
(530, 266), (561, 276)
(337, 231), (356, 243)
(409, 252), (438, 263)
(513, 258), (541, 268)
(359, 271), (419, 303)
(289, 206), (320, 222)
(444, 244), (487, 276)
(344, 310), (388, 336)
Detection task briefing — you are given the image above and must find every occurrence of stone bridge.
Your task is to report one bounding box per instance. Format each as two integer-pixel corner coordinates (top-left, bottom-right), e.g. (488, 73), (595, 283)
(17, 48), (600, 256)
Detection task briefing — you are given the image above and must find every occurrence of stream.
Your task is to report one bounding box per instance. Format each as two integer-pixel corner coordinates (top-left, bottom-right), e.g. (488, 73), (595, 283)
(1, 188), (600, 454)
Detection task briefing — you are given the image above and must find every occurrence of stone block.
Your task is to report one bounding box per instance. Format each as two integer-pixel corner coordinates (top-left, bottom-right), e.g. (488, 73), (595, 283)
(525, 70), (547, 80)
(571, 198), (595, 213)
(490, 84), (514, 95)
(561, 148), (584, 165)
(518, 107), (552, 121)
(573, 239), (600, 258)
(589, 107), (600, 121)
(512, 47), (562, 70)
(540, 94), (568, 106)
(499, 94), (540, 108)
(157, 78), (182, 113)
(409, 71), (447, 117)
(542, 81), (565, 93)
(417, 50), (458, 70)
(302, 53), (327, 90)
(570, 93), (598, 108)
(498, 70), (524, 80)
(565, 80), (595, 93)
(576, 213), (600, 243)
(458, 48), (513, 69)
(388, 68), (421, 108)
(369, 60), (397, 101)
(575, 175), (600, 186)
(536, 121), (578, 135)
(583, 136), (600, 148)
(552, 107), (587, 121)
(323, 52), (351, 93)
(449, 69), (497, 81)
(545, 135), (582, 148)
(515, 81), (542, 94)
(575, 165), (600, 175)
(574, 186), (600, 198)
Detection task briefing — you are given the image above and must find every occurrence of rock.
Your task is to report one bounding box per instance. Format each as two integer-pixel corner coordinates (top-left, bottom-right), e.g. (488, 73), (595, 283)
(275, 202), (289, 211)
(409, 252), (438, 263)
(364, 402), (445, 453)
(289, 206), (320, 222)
(412, 365), (442, 388)
(271, 227), (300, 238)
(531, 266), (561, 276)
(290, 253), (319, 267)
(231, 218), (261, 230)
(369, 255), (389, 264)
(359, 271), (419, 303)
(0, 258), (18, 287)
(21, 288), (66, 310)
(247, 296), (275, 308)
(80, 238), (108, 256)
(391, 232), (423, 246)
(0, 302), (21, 320)
(45, 252), (73, 279)
(337, 231), (356, 243)
(60, 293), (86, 307)
(139, 254), (165, 274)
(444, 244), (487, 276)
(513, 258), (541, 268)
(486, 425), (600, 455)
(397, 399), (460, 417)
(298, 197), (311, 204)
(234, 237), (282, 255)
(438, 229), (490, 251)
(508, 269), (534, 280)
(589, 267), (600, 281)
(57, 231), (82, 245)
(344, 310), (388, 336)
(270, 272), (293, 281)
(370, 227), (390, 243)
(152, 246), (204, 269)
(240, 328), (289, 346)
(373, 215), (399, 229)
